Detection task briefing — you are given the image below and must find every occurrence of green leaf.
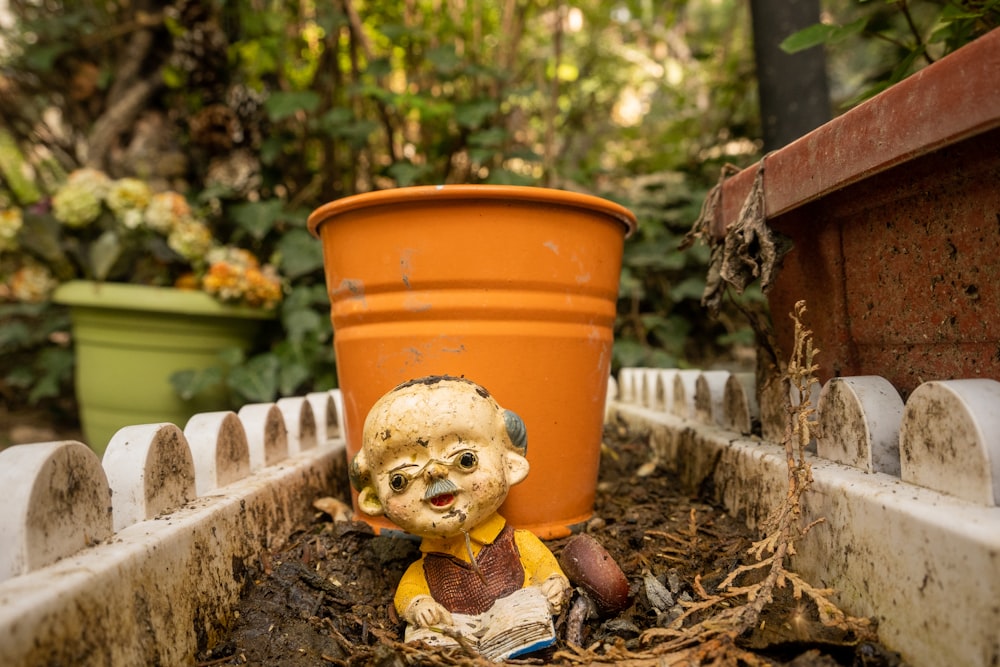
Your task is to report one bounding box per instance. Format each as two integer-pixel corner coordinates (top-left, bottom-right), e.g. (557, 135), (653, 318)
(366, 57), (393, 79)
(483, 168), (535, 186)
(261, 135), (288, 166)
(315, 5), (347, 33)
(89, 230), (123, 281)
(169, 367), (224, 400)
(646, 349), (679, 369)
(646, 315), (692, 351)
(387, 161), (432, 187)
(717, 328), (756, 347)
(279, 359), (312, 396)
(282, 306), (324, 343)
(278, 228), (325, 279)
(468, 127), (507, 148)
(888, 46), (924, 84)
(0, 321), (32, 349)
(4, 365), (35, 390)
(669, 276), (706, 302)
(218, 346), (246, 367)
(339, 120), (379, 148)
(315, 108), (378, 147)
(23, 43), (71, 71)
(0, 128), (42, 204)
(162, 64), (187, 89)
(780, 19), (865, 53)
(780, 23), (835, 53)
(624, 238), (687, 270)
(28, 347), (74, 403)
(18, 212), (67, 265)
(426, 45), (461, 74)
(318, 107), (354, 133)
(282, 285), (314, 310)
(226, 353), (280, 403)
(454, 100), (497, 129)
(378, 23), (409, 40)
(829, 18), (868, 45)
(264, 91), (321, 121)
(612, 339), (648, 368)
(229, 199), (284, 240)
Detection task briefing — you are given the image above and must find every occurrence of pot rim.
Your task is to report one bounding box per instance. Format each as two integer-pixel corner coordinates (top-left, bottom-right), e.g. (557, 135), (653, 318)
(307, 184), (637, 239)
(52, 280), (276, 320)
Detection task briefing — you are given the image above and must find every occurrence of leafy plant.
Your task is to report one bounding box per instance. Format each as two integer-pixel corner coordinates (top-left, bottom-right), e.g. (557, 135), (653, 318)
(2, 170), (283, 307)
(611, 173), (765, 371)
(0, 0), (767, 425)
(0, 302), (73, 409)
(781, 0), (1000, 105)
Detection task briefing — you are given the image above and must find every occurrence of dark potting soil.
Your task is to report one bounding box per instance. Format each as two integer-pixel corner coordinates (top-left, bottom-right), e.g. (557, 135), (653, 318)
(198, 422), (907, 667)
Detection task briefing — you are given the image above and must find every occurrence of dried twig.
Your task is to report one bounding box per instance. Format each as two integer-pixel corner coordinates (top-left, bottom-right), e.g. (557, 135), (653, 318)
(632, 301), (874, 659)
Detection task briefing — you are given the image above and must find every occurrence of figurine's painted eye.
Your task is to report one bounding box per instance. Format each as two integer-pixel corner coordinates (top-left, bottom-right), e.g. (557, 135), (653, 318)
(389, 473), (409, 492)
(457, 451), (478, 470)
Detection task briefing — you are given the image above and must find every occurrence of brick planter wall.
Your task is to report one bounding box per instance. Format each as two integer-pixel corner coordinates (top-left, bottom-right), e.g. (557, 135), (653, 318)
(711, 30), (1000, 397)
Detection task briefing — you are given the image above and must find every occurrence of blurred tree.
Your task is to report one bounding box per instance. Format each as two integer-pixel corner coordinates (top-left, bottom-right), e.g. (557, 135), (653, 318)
(750, 0), (830, 150)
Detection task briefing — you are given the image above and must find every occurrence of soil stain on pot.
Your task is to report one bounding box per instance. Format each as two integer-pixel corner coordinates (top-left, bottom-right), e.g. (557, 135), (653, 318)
(200, 425), (906, 666)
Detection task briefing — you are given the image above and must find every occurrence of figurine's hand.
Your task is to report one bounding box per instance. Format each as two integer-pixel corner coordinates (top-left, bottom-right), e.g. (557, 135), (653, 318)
(539, 574), (572, 614)
(404, 595), (454, 628)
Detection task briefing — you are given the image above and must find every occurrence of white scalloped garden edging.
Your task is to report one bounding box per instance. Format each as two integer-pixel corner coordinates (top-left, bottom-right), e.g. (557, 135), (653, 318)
(615, 368), (1000, 667)
(3, 372), (999, 666)
(0, 391), (349, 666)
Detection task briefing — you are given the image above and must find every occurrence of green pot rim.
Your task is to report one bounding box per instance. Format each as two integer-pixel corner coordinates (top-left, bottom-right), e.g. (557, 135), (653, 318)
(52, 281), (277, 320)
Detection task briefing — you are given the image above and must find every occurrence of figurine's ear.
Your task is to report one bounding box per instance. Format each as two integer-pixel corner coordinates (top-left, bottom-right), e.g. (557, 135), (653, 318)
(357, 486), (385, 516)
(503, 409), (527, 455)
(348, 452), (367, 492)
(351, 450), (385, 515)
(504, 450), (530, 486)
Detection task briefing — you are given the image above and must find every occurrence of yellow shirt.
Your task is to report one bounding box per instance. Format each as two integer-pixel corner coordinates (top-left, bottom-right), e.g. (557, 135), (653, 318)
(394, 512), (566, 616)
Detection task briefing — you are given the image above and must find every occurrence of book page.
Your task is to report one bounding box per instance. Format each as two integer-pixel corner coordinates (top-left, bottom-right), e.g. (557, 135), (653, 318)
(475, 587), (556, 661)
(402, 586), (555, 662)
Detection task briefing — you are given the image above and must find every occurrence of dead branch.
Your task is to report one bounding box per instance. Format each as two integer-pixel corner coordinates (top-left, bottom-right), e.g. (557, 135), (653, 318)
(84, 75), (162, 169)
(630, 300), (875, 660)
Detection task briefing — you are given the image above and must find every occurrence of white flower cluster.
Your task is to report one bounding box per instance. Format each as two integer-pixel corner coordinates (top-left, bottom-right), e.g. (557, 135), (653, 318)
(104, 177), (152, 230)
(2, 168), (283, 308)
(6, 260), (59, 302)
(168, 218), (215, 262)
(46, 170), (215, 263)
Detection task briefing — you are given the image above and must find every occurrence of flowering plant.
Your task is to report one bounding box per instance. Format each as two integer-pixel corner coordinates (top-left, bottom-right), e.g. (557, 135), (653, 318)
(0, 169), (283, 309)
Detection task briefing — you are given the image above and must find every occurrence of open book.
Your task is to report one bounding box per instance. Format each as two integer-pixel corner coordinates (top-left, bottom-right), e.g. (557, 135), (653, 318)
(403, 586), (556, 662)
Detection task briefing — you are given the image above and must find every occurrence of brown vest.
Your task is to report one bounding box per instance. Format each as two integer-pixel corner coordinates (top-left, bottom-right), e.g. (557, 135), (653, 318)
(423, 525), (524, 615)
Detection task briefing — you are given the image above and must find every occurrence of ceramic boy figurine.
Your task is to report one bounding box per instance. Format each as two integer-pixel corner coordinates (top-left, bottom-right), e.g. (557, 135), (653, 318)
(349, 375), (571, 636)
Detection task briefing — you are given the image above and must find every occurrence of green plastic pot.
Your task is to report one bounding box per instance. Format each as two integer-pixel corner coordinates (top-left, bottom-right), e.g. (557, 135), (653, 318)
(53, 281), (273, 455)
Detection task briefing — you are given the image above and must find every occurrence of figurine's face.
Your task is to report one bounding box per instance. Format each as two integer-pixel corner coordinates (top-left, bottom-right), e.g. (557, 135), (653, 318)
(357, 380), (528, 539)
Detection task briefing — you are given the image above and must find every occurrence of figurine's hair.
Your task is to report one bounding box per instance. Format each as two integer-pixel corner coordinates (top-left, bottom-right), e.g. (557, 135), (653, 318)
(348, 375), (528, 493)
(392, 374), (490, 399)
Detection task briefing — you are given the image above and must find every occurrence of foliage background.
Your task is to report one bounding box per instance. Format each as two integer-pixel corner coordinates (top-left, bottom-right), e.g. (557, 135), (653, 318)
(0, 0), (995, 432)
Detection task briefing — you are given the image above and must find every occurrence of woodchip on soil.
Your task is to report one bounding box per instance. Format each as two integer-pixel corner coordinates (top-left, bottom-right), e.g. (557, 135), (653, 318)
(199, 421), (905, 667)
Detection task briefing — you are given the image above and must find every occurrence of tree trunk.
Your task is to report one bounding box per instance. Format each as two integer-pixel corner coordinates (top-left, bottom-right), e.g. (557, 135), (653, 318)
(749, 0), (830, 151)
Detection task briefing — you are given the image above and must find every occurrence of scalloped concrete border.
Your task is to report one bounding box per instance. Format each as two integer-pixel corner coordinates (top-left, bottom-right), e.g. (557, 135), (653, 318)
(614, 368), (1000, 667)
(4, 374), (999, 666)
(0, 392), (348, 666)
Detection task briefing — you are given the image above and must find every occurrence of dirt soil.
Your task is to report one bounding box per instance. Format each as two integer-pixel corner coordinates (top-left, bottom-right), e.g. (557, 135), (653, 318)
(199, 423), (906, 667)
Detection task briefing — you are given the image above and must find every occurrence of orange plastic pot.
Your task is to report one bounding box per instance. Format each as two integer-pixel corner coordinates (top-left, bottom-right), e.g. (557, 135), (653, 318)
(308, 185), (636, 539)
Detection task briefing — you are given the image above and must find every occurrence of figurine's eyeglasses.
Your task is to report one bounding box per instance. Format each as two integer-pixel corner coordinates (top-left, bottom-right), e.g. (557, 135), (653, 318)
(385, 449), (479, 492)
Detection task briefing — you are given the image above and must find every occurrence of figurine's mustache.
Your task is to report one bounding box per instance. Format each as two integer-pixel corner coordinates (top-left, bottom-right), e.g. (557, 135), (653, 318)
(424, 477), (459, 500)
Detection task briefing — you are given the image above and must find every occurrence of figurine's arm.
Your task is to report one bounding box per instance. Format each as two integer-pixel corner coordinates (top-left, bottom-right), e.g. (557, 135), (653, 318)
(514, 529), (571, 613)
(394, 557), (455, 628)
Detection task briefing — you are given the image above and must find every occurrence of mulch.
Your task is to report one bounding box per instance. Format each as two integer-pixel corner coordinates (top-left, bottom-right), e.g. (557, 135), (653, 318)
(198, 421), (906, 667)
